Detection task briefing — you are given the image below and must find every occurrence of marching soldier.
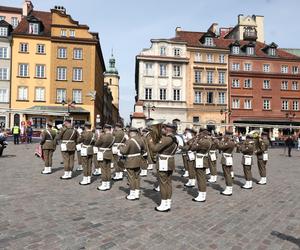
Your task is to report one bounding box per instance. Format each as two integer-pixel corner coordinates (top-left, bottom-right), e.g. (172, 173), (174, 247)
(255, 131), (270, 185)
(240, 134), (255, 189)
(40, 121), (57, 174)
(112, 123), (127, 181)
(95, 124), (115, 191)
(182, 128), (192, 177)
(149, 123), (178, 212)
(144, 129), (156, 170)
(219, 131), (235, 196)
(92, 125), (102, 176)
(119, 127), (144, 200)
(207, 134), (219, 183)
(183, 129), (197, 188)
(75, 125), (84, 171)
(140, 128), (150, 177)
(57, 118), (79, 180)
(78, 122), (95, 185)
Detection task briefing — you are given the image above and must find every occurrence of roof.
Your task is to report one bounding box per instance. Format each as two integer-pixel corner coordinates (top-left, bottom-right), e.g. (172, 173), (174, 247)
(0, 19), (11, 27)
(0, 6), (22, 13)
(131, 112), (146, 119)
(13, 10), (52, 37)
(282, 49), (300, 57)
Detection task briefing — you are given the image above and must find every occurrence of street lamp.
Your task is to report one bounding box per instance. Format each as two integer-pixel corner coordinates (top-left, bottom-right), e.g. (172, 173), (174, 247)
(143, 103), (156, 119)
(220, 108), (231, 124)
(285, 112), (296, 134)
(62, 100), (76, 117)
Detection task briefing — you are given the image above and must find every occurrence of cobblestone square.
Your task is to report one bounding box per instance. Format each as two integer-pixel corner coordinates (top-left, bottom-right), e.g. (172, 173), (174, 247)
(0, 143), (299, 250)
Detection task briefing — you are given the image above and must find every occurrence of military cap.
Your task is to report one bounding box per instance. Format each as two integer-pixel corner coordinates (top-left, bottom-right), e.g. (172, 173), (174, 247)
(142, 127), (150, 133)
(104, 124), (112, 129)
(64, 117), (72, 123)
(261, 131), (268, 136)
(96, 125), (102, 130)
(165, 123), (177, 130)
(225, 131), (233, 135)
(47, 121), (53, 127)
(129, 127), (139, 132)
(84, 121), (92, 128)
(115, 122), (122, 128)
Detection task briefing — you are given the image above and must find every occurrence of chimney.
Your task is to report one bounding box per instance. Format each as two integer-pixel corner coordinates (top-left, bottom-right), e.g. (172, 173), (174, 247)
(238, 14), (244, 24)
(22, 0), (33, 16)
(54, 5), (66, 14)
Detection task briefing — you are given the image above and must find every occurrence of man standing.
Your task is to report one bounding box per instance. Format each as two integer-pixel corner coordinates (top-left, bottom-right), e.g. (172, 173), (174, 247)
(149, 123), (178, 212)
(12, 124), (20, 145)
(95, 124), (115, 191)
(26, 125), (33, 143)
(183, 129), (197, 188)
(40, 121), (56, 174)
(240, 135), (255, 189)
(207, 134), (219, 183)
(75, 125), (84, 171)
(285, 136), (294, 157)
(255, 131), (270, 185)
(57, 118), (79, 180)
(181, 128), (192, 177)
(120, 127), (144, 200)
(112, 123), (126, 181)
(92, 125), (102, 176)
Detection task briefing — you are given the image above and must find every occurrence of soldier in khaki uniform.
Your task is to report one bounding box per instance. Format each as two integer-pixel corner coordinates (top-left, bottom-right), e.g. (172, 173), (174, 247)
(75, 125), (84, 171)
(207, 135), (219, 183)
(240, 135), (255, 189)
(144, 129), (156, 170)
(219, 132), (236, 196)
(140, 128), (150, 177)
(57, 118), (79, 180)
(95, 124), (115, 191)
(181, 128), (193, 177)
(183, 129), (197, 187)
(149, 123), (178, 212)
(92, 125), (102, 176)
(112, 123), (127, 181)
(78, 122), (95, 185)
(255, 132), (269, 185)
(40, 121), (57, 174)
(120, 127), (144, 200)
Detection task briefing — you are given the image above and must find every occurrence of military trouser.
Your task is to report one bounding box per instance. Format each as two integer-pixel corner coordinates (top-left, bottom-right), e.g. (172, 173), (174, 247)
(208, 159), (217, 176)
(113, 154), (125, 172)
(158, 170), (173, 200)
(141, 157), (148, 170)
(77, 151), (82, 165)
(93, 154), (100, 169)
(182, 154), (188, 171)
(222, 165), (233, 186)
(82, 155), (93, 176)
(257, 159), (267, 177)
(243, 165), (252, 181)
(43, 149), (53, 167)
(187, 160), (196, 179)
(195, 168), (207, 192)
(127, 168), (141, 190)
(101, 159), (111, 181)
(62, 151), (75, 171)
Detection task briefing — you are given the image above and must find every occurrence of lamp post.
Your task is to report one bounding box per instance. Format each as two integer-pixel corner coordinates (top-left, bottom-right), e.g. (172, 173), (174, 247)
(143, 103), (156, 119)
(62, 100), (76, 117)
(285, 112), (296, 135)
(220, 108), (231, 124)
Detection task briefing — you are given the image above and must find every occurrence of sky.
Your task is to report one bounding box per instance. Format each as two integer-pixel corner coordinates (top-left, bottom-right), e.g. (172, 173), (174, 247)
(2, 0), (300, 123)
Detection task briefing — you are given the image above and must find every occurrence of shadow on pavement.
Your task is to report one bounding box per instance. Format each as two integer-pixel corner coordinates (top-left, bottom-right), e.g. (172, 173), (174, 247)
(0, 155), (16, 158)
(51, 167), (64, 173)
(271, 231), (300, 248)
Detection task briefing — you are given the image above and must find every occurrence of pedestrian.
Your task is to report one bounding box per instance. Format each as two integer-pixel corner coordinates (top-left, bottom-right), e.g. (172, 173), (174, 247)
(285, 136), (294, 157)
(26, 125), (33, 143)
(12, 124), (20, 145)
(297, 134), (300, 151)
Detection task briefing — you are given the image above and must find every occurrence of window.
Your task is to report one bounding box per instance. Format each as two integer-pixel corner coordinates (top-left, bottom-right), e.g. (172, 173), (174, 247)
(58, 47), (67, 58)
(19, 64), (29, 77)
(232, 79), (240, 88)
(282, 100), (289, 110)
(293, 101), (299, 111)
(35, 64), (45, 78)
(11, 17), (18, 28)
(232, 99), (240, 109)
(218, 71), (225, 84)
(194, 91), (202, 103)
(73, 48), (83, 59)
(195, 52), (201, 62)
(219, 54), (225, 63)
(19, 43), (28, 53)
(73, 68), (83, 81)
(173, 89), (181, 101)
(247, 47), (254, 55)
(0, 47), (8, 58)
(218, 92), (226, 104)
(72, 89), (82, 103)
(244, 99), (252, 109)
(159, 64), (167, 76)
(32, 117), (46, 129)
(57, 67), (67, 80)
(263, 64), (270, 72)
(29, 23), (39, 34)
(263, 80), (271, 89)
(206, 92), (214, 104)
(232, 63), (240, 71)
(281, 65), (288, 74)
(70, 30), (75, 37)
(193, 116), (200, 123)
(0, 16), (5, 21)
(173, 65), (181, 77)
(207, 54), (213, 62)
(0, 27), (8, 36)
(194, 70), (201, 83)
(205, 37), (213, 46)
(61, 29), (67, 37)
(18, 87), (28, 100)
(36, 44), (45, 54)
(232, 46), (240, 54)
(207, 71), (213, 84)
(244, 79), (252, 88)
(56, 89), (66, 103)
(292, 66), (299, 74)
(160, 47), (166, 56)
(244, 63), (252, 71)
(144, 63), (153, 76)
(0, 68), (8, 80)
(281, 81), (288, 90)
(269, 48), (276, 56)
(292, 81), (299, 90)
(0, 89), (8, 103)
(174, 48), (181, 57)
(159, 88), (166, 100)
(145, 88), (152, 100)
(35, 87), (45, 101)
(263, 100), (271, 110)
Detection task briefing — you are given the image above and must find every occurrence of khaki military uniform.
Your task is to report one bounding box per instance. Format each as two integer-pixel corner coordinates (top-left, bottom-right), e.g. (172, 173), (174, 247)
(208, 137), (219, 176)
(78, 130), (94, 177)
(255, 138), (269, 178)
(219, 140), (235, 187)
(93, 130), (102, 173)
(40, 129), (57, 167)
(112, 129), (126, 172)
(240, 140), (255, 181)
(183, 138), (197, 180)
(145, 132), (156, 166)
(141, 136), (149, 170)
(95, 133), (115, 181)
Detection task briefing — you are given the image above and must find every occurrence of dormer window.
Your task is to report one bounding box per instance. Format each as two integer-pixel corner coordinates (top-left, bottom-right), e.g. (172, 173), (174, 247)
(269, 48), (276, 56)
(29, 23), (39, 34)
(232, 46), (240, 54)
(160, 46), (166, 56)
(61, 29), (67, 37)
(246, 47), (254, 55)
(0, 27), (8, 37)
(205, 37), (214, 46)
(174, 48), (181, 57)
(70, 30), (75, 38)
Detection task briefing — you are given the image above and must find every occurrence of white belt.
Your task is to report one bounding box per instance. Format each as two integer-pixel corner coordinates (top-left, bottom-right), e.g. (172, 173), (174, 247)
(209, 150), (216, 153)
(99, 147), (110, 151)
(223, 153), (232, 157)
(159, 154), (174, 158)
(82, 144), (91, 148)
(196, 153), (208, 157)
(244, 155), (252, 157)
(62, 140), (74, 143)
(46, 140), (52, 142)
(127, 153), (141, 158)
(114, 143), (124, 146)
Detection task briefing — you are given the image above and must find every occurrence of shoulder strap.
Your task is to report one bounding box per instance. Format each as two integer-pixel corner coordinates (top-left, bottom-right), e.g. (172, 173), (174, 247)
(131, 138), (141, 152)
(46, 129), (53, 140)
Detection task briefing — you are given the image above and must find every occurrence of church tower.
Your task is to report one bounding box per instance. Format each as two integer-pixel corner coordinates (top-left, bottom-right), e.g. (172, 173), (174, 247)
(104, 52), (120, 110)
